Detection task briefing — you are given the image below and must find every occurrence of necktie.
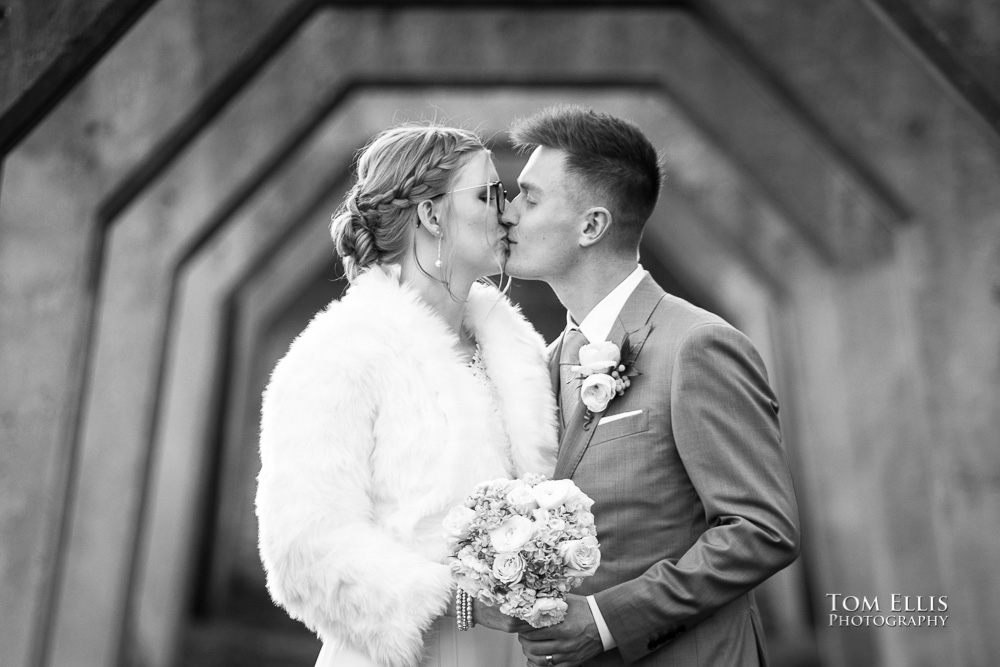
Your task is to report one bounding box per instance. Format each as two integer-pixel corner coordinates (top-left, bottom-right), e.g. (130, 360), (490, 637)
(559, 327), (588, 426)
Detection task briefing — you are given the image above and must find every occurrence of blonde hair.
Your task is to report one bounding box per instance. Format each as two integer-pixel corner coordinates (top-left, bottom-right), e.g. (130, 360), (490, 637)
(331, 124), (487, 281)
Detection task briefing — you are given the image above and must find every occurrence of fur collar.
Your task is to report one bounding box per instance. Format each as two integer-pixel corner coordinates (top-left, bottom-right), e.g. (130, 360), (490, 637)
(346, 264), (557, 477)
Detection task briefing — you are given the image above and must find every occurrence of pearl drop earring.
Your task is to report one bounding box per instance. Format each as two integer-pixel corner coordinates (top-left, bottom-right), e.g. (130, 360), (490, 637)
(435, 232), (443, 268)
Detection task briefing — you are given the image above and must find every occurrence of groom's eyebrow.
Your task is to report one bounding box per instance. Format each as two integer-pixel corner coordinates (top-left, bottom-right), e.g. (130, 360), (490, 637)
(518, 179), (542, 195)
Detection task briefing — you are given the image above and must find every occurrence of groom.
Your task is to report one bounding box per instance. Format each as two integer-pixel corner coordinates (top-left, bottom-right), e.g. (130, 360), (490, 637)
(500, 106), (800, 667)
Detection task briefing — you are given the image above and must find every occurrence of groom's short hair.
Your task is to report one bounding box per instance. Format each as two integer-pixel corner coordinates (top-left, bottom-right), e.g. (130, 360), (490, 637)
(510, 105), (662, 250)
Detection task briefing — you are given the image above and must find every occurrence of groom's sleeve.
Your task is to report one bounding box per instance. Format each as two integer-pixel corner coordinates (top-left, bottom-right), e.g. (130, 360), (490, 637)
(593, 323), (800, 664)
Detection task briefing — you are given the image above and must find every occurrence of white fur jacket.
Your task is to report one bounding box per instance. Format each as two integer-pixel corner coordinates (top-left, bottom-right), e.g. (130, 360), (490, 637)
(255, 265), (558, 667)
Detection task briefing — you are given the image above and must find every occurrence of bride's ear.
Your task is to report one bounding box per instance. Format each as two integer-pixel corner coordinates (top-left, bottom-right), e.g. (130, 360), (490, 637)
(416, 199), (442, 236)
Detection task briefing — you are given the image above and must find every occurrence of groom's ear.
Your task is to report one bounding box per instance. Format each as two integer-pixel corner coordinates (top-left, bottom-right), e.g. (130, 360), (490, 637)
(579, 207), (613, 247)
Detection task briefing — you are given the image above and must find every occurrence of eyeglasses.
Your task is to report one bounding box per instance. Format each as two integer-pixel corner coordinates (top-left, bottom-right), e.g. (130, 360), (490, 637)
(442, 180), (507, 215)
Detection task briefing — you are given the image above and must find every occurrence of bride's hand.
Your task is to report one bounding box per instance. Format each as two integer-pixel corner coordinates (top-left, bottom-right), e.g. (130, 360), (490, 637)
(470, 599), (532, 634)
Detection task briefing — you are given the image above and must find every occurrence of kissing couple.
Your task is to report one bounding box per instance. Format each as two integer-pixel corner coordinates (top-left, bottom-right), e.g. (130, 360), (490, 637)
(256, 105), (800, 667)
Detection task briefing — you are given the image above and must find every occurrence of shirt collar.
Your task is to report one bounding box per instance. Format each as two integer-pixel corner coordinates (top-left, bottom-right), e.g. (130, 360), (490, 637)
(566, 264), (647, 343)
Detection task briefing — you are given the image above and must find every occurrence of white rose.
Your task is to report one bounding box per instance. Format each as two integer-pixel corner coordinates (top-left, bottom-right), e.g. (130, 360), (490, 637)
(525, 597), (569, 628)
(450, 566), (485, 596)
(547, 516), (566, 533)
(506, 482), (539, 513)
(559, 536), (601, 577)
(563, 487), (596, 513)
(533, 479), (577, 510)
(458, 548), (491, 575)
(489, 515), (535, 552)
(443, 506), (477, 538)
(575, 341), (621, 376)
(581, 373), (616, 412)
(492, 552), (526, 584)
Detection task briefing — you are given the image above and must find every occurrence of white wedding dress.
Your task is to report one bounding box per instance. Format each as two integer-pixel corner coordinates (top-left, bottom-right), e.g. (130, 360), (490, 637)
(316, 618), (524, 667)
(314, 349), (526, 667)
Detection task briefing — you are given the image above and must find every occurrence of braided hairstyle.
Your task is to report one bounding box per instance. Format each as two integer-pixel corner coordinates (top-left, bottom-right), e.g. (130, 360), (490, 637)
(331, 124), (488, 282)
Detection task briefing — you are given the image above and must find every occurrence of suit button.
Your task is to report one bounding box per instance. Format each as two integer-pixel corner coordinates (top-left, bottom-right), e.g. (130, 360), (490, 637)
(648, 626), (684, 651)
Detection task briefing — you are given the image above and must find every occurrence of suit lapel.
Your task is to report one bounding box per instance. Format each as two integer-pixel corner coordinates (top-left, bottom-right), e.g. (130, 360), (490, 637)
(549, 333), (566, 442)
(553, 387), (603, 479)
(616, 274), (667, 338)
(554, 275), (666, 480)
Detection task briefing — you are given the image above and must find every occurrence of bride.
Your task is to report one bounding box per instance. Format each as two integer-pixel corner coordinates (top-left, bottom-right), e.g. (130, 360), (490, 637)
(255, 124), (558, 667)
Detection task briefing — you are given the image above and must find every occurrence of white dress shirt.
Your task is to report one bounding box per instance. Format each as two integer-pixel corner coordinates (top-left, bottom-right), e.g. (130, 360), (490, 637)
(570, 264), (649, 344)
(566, 264), (647, 652)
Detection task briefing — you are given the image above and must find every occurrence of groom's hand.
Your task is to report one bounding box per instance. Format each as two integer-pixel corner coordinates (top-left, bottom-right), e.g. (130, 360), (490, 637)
(518, 594), (604, 667)
(472, 598), (533, 634)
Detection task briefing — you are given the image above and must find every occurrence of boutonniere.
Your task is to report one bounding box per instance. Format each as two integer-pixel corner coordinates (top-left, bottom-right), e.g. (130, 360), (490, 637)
(572, 336), (642, 429)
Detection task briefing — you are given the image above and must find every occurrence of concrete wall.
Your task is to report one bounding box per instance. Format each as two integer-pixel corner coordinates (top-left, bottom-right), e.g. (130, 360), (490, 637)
(1, 1), (998, 666)
(701, 3), (1000, 664)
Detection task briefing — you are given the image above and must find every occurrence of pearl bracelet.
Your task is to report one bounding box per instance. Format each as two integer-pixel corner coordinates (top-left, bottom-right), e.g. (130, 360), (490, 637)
(456, 589), (475, 631)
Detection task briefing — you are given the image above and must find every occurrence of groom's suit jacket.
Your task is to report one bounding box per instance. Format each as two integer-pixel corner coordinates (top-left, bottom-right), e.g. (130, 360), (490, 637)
(550, 275), (800, 667)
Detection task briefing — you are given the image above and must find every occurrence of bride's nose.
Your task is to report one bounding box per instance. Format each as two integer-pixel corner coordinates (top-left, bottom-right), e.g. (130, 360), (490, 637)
(500, 196), (519, 228)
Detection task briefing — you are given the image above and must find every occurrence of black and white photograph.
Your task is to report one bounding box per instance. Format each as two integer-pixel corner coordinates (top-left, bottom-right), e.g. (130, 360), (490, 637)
(1, 2), (997, 667)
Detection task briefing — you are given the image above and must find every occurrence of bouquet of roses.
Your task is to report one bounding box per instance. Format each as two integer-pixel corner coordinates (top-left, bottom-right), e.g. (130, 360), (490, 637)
(443, 473), (600, 628)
